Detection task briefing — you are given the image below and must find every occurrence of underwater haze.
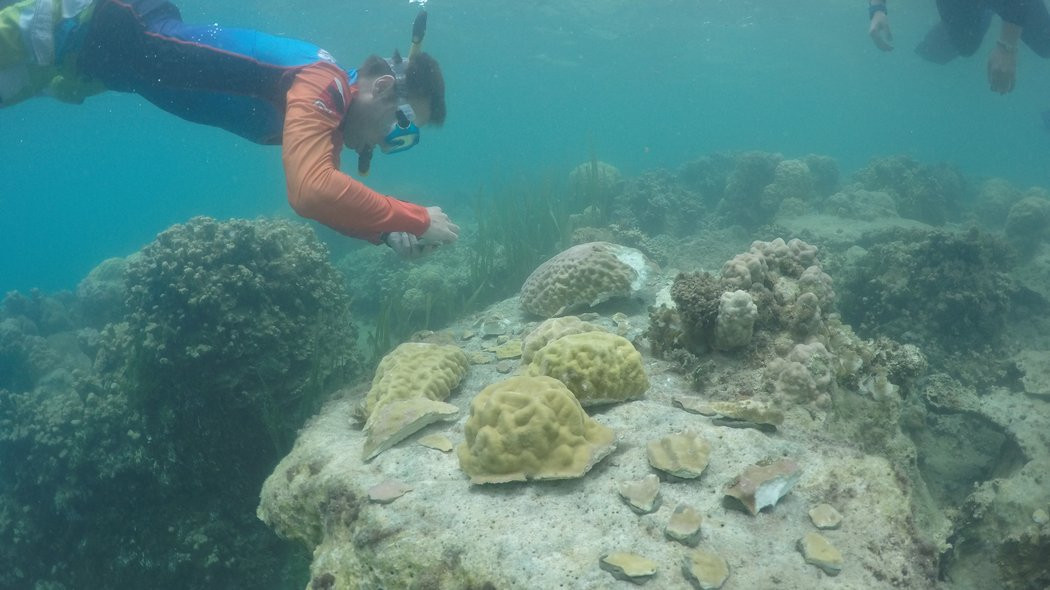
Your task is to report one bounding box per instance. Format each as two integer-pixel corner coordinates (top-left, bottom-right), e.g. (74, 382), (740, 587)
(3, 0), (1050, 293)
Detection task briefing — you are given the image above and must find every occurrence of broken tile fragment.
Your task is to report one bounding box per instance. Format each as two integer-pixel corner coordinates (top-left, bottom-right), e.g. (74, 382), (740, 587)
(367, 479), (412, 503)
(480, 318), (509, 337)
(618, 474), (661, 514)
(362, 398), (458, 461)
(646, 432), (711, 479)
(682, 549), (729, 589)
(808, 503), (843, 529)
(493, 339), (523, 360)
(599, 552), (658, 585)
(672, 396), (718, 416)
(418, 433), (454, 453)
(664, 504), (703, 546)
(797, 531), (843, 576)
(707, 400), (783, 432)
(467, 351), (493, 365)
(724, 458), (800, 515)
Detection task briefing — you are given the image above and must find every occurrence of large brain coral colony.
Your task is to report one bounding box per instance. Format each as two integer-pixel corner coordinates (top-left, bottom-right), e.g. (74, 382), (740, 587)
(520, 241), (655, 318)
(456, 375), (617, 484)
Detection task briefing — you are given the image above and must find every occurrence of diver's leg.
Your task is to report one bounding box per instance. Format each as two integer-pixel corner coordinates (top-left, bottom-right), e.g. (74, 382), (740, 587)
(79, 0), (324, 97)
(1019, 0), (1050, 57)
(77, 0), (327, 140)
(917, 0), (992, 62)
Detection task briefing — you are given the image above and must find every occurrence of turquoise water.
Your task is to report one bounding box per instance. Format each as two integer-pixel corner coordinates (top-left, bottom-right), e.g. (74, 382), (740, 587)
(2, 0), (1049, 292)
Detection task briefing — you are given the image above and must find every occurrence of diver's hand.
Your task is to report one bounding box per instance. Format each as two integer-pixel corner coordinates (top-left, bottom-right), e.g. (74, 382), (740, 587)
(988, 43), (1017, 94)
(384, 231), (439, 259)
(869, 9), (893, 51)
(419, 206), (460, 246)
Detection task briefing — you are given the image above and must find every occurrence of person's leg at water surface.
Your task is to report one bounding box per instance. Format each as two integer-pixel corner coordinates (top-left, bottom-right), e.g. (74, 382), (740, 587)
(979, 0), (1050, 94)
(915, 0), (995, 63)
(0, 0), (106, 106)
(869, 0), (1050, 95)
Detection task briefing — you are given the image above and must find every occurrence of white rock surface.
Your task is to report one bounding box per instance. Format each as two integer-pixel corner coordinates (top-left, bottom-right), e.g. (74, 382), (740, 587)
(258, 297), (936, 589)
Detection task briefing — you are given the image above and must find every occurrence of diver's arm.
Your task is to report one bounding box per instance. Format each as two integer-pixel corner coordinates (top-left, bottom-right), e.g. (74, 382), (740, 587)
(988, 19), (1021, 93)
(281, 62), (430, 244)
(868, 0), (893, 51)
(997, 20), (1023, 50)
(996, 1), (1029, 31)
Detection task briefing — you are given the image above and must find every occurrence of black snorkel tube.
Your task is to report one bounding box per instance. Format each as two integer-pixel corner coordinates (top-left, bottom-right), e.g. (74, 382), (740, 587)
(358, 8), (428, 175)
(410, 9), (427, 58)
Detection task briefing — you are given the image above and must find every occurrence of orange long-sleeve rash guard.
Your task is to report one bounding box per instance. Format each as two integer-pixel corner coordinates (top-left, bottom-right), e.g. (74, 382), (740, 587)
(282, 61), (430, 244)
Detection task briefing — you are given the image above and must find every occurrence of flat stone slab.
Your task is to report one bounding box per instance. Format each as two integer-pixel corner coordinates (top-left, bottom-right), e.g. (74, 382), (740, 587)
(599, 552), (659, 584)
(809, 503), (843, 529)
(682, 549), (729, 589)
(724, 458), (801, 515)
(798, 531), (844, 576)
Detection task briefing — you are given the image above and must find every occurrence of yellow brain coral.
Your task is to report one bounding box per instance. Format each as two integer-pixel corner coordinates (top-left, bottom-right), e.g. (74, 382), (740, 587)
(526, 331), (649, 406)
(519, 242), (651, 318)
(456, 376), (617, 484)
(361, 342), (470, 461)
(363, 342), (470, 418)
(521, 315), (604, 363)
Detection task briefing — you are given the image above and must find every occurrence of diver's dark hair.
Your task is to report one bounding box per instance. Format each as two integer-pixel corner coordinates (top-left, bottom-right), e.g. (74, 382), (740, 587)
(359, 54), (394, 78)
(404, 52), (446, 126)
(357, 53), (446, 125)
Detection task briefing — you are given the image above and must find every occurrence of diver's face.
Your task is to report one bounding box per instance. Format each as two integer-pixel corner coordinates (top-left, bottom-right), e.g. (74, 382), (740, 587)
(344, 76), (433, 152)
(344, 75), (399, 150)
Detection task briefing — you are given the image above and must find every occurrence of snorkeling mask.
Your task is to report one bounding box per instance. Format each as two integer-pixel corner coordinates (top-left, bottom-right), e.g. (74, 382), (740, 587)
(379, 53), (421, 154)
(380, 9), (427, 154)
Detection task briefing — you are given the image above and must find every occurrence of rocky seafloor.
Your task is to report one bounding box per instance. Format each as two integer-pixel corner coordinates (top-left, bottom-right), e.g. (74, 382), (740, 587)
(4, 152), (1050, 590)
(259, 230), (1050, 589)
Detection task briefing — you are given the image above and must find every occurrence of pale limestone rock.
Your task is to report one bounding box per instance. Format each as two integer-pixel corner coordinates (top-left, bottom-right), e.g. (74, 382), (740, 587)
(797, 531), (843, 576)
(724, 458), (801, 515)
(809, 503), (843, 529)
(1016, 349), (1050, 397)
(479, 318), (509, 337)
(599, 552), (658, 584)
(665, 504), (703, 546)
(646, 432), (711, 479)
(618, 474), (661, 514)
(682, 549), (729, 589)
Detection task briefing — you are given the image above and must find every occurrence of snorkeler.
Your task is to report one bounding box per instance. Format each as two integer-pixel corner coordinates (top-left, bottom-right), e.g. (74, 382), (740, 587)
(867, 0), (1050, 94)
(0, 0), (458, 258)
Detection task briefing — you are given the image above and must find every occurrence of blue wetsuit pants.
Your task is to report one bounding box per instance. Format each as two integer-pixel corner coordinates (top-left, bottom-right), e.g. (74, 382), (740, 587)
(77, 0), (332, 144)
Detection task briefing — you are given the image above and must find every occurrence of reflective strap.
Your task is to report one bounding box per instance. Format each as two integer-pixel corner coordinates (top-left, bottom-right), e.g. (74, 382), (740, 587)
(20, 0), (54, 65)
(60, 0), (92, 19)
